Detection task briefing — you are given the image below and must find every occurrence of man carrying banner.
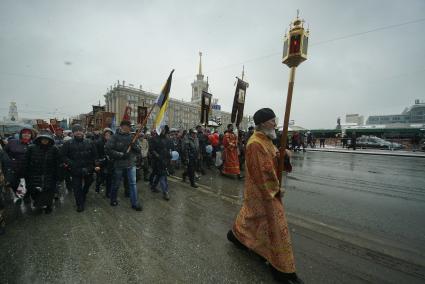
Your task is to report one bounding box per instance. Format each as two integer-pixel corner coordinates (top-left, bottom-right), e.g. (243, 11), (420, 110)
(227, 108), (303, 284)
(106, 120), (142, 211)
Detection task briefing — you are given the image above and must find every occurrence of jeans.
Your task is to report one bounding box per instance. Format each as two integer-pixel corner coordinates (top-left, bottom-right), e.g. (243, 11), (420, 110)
(111, 167), (139, 207)
(158, 175), (168, 193)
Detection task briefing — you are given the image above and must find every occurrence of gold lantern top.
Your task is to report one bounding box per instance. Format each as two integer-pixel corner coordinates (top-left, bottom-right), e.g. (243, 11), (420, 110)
(282, 13), (309, 68)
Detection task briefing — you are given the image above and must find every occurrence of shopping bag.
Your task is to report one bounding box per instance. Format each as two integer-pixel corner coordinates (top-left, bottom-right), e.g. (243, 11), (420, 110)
(215, 151), (223, 167)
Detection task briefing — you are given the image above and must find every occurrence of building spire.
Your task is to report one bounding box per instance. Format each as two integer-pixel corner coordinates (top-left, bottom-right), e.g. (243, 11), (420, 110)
(198, 51), (203, 75)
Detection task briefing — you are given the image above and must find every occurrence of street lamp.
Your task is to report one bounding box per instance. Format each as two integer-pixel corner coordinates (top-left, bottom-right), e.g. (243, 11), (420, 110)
(278, 12), (309, 186)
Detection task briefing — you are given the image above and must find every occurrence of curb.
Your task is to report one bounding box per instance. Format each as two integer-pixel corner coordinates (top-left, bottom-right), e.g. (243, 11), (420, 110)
(306, 148), (425, 158)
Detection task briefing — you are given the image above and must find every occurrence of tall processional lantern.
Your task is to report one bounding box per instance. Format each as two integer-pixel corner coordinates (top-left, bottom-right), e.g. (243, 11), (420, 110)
(278, 12), (310, 186)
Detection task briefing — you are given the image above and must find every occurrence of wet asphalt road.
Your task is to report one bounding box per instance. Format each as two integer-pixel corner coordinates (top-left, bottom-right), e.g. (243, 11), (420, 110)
(0, 151), (424, 283)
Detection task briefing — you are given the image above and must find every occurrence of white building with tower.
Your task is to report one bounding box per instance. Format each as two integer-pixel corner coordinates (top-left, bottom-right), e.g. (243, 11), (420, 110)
(104, 52), (248, 132)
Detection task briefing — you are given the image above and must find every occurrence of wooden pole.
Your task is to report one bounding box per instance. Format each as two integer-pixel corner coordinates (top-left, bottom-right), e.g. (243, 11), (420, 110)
(278, 66), (296, 186)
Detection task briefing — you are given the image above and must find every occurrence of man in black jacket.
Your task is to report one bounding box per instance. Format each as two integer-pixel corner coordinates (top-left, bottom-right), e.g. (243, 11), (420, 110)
(105, 121), (142, 211)
(61, 125), (98, 212)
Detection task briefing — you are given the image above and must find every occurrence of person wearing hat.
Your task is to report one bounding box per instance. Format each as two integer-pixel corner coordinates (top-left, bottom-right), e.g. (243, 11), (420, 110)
(24, 130), (60, 214)
(227, 108), (303, 284)
(61, 124), (99, 212)
(221, 124), (242, 179)
(105, 120), (142, 210)
(4, 127), (35, 203)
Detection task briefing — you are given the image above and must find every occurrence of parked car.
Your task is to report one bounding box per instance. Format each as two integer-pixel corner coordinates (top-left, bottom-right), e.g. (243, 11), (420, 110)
(356, 136), (403, 150)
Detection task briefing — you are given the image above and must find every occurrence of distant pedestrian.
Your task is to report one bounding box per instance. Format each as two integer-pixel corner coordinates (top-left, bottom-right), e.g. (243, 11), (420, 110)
(350, 132), (357, 150)
(319, 133), (326, 148)
(412, 133), (421, 152)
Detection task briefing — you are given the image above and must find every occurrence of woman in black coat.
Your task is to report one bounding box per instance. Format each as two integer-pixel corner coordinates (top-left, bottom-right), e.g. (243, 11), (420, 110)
(25, 132), (59, 214)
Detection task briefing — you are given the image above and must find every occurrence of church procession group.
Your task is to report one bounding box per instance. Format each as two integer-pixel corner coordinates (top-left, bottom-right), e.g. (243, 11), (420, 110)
(0, 68), (304, 283)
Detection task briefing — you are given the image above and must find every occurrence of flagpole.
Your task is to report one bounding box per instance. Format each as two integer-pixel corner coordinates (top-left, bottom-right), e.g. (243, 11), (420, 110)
(126, 69), (174, 153)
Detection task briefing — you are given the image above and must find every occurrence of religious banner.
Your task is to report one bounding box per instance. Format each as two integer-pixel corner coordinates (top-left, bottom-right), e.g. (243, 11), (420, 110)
(36, 119), (49, 130)
(85, 114), (94, 130)
(137, 106), (148, 124)
(92, 105), (105, 116)
(200, 91), (212, 124)
(231, 78), (249, 127)
(122, 106), (132, 121)
(49, 118), (58, 133)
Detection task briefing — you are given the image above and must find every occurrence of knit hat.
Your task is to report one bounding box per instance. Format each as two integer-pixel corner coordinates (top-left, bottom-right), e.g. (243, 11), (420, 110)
(72, 124), (83, 133)
(103, 127), (113, 135)
(253, 108), (276, 125)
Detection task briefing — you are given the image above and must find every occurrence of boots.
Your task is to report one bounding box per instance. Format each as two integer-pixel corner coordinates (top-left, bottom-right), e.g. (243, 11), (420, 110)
(227, 230), (248, 251)
(269, 266), (304, 284)
(163, 192), (170, 201)
(190, 183), (199, 188)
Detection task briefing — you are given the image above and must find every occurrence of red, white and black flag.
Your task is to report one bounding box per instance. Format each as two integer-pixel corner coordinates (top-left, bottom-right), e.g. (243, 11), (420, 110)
(231, 78), (248, 127)
(137, 106), (148, 124)
(200, 91), (212, 124)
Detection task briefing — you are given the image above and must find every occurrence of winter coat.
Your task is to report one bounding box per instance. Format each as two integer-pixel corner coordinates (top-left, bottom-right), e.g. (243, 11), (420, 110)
(4, 139), (31, 177)
(150, 135), (171, 175)
(61, 138), (98, 176)
(25, 141), (59, 192)
(183, 137), (198, 163)
(0, 147), (12, 188)
(96, 137), (107, 159)
(105, 131), (141, 169)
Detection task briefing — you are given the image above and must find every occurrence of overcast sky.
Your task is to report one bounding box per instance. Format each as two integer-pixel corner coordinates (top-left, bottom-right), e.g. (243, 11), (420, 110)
(0, 0), (424, 128)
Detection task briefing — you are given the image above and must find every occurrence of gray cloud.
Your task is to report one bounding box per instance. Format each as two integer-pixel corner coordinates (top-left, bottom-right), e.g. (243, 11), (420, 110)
(1, 0), (424, 128)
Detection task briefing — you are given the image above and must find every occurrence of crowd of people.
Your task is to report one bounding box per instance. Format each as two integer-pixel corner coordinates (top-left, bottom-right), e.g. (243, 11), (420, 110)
(0, 107), (304, 283)
(0, 120), (255, 232)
